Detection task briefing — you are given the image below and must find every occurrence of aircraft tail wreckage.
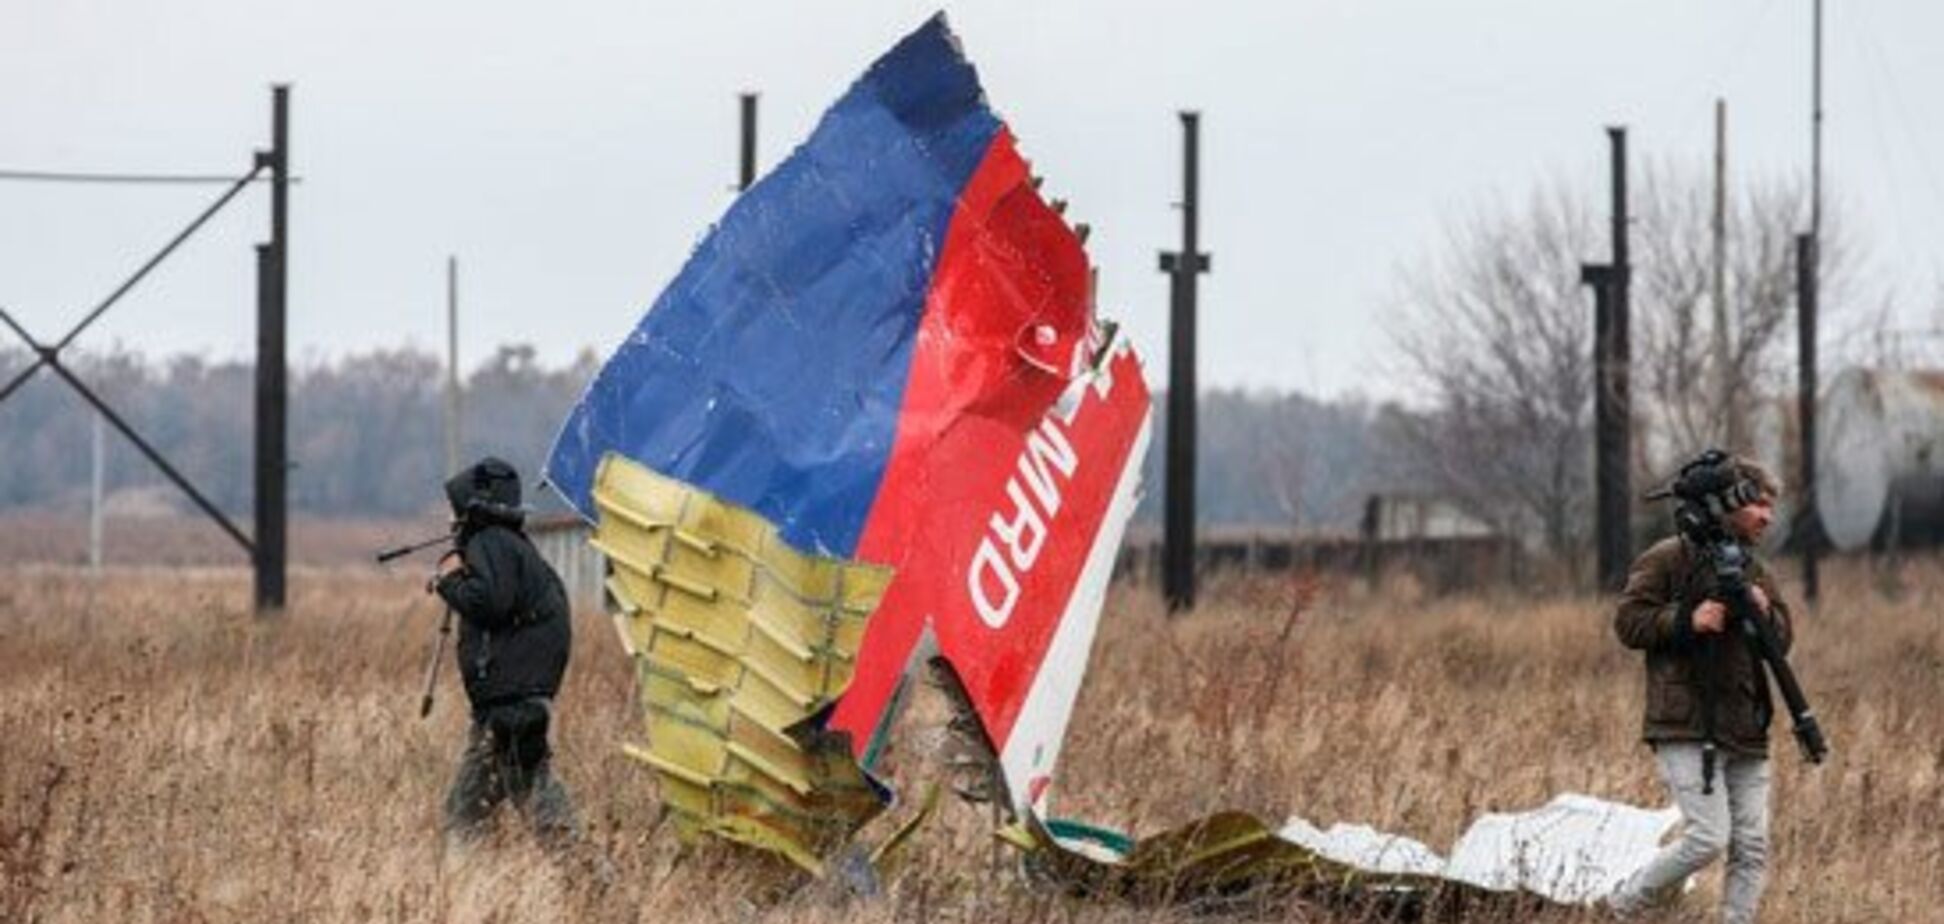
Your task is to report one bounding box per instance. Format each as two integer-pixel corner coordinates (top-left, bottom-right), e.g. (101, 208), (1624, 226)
(546, 12), (1673, 909)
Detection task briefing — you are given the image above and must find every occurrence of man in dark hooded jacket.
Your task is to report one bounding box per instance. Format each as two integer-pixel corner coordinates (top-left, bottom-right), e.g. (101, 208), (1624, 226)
(431, 456), (578, 847)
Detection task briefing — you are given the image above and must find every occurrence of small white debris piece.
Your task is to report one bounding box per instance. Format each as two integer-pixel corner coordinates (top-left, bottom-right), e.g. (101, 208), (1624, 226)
(1278, 793), (1679, 904)
(1443, 794), (1680, 903)
(1276, 818), (1446, 877)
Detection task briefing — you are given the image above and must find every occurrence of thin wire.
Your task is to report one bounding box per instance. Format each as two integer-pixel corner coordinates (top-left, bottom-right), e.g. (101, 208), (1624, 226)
(1842, 12), (1920, 268)
(1850, 7), (1944, 245)
(0, 169), (297, 185)
(1645, 0), (1784, 155)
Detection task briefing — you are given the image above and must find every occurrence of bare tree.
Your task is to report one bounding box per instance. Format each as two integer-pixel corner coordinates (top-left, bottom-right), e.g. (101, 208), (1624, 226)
(1385, 165), (1871, 576)
(1386, 181), (1598, 565)
(1631, 163), (1860, 469)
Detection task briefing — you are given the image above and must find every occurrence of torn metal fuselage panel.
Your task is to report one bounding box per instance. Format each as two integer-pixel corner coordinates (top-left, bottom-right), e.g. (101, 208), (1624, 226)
(544, 11), (1149, 868)
(542, 11), (1672, 912)
(1005, 794), (1681, 910)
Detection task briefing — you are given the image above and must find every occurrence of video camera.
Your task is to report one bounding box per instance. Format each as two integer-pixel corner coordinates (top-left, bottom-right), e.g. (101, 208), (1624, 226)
(1646, 449), (1829, 788)
(1645, 448), (1767, 547)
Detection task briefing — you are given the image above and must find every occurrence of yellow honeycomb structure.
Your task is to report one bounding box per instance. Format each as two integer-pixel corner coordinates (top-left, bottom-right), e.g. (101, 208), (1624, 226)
(589, 453), (894, 874)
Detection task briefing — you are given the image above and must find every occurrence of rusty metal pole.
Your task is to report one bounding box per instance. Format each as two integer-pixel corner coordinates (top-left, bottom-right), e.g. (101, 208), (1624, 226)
(1797, 233), (1819, 602)
(1581, 126), (1632, 592)
(739, 92), (758, 191)
(254, 85), (289, 613)
(1799, 0), (1823, 604)
(1158, 111), (1209, 612)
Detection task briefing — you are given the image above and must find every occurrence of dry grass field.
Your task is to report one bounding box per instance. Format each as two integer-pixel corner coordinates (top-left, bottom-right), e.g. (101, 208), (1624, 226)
(0, 512), (443, 569)
(2, 553), (1939, 923)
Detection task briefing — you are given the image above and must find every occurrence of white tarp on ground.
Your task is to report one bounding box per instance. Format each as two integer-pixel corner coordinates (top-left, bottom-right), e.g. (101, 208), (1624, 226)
(1279, 793), (1681, 904)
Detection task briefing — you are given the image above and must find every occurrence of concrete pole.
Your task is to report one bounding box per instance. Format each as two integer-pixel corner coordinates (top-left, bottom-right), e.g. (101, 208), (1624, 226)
(1158, 111), (1210, 613)
(253, 85), (290, 613)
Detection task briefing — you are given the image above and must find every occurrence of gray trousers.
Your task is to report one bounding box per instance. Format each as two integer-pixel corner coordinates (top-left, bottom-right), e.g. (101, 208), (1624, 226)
(1610, 742), (1771, 923)
(444, 698), (580, 849)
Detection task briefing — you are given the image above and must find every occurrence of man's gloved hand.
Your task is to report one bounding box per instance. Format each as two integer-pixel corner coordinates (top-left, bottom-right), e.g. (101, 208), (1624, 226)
(426, 549), (466, 594)
(1693, 584), (1772, 636)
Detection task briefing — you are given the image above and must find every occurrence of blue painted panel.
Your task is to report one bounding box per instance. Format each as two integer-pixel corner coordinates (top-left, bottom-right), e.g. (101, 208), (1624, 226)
(545, 15), (999, 555)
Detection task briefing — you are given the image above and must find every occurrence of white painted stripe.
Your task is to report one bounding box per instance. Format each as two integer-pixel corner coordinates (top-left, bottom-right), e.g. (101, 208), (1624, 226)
(998, 412), (1152, 817)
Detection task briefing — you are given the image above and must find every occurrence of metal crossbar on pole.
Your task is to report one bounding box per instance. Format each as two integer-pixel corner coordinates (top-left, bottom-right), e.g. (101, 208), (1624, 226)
(0, 167), (263, 406)
(0, 87), (290, 612)
(0, 309), (255, 553)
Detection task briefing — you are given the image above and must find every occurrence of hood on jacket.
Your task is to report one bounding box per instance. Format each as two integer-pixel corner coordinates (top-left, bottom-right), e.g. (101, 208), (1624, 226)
(445, 456), (526, 529)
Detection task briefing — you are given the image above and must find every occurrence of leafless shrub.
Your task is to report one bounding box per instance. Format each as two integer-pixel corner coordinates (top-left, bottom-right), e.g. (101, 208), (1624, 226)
(1386, 181), (1597, 570)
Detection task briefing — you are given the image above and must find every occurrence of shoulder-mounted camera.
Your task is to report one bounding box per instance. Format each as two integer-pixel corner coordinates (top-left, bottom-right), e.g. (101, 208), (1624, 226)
(1645, 448), (1764, 546)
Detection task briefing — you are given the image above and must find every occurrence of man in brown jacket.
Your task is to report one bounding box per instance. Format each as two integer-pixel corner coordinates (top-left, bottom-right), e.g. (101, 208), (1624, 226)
(1606, 455), (1793, 924)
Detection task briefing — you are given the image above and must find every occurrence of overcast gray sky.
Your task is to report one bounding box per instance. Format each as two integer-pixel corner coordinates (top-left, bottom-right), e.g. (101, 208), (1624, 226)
(3, 1), (1940, 400)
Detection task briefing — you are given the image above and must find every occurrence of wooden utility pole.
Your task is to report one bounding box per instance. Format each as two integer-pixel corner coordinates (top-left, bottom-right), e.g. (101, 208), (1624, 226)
(1713, 99), (1742, 450)
(445, 256), (461, 476)
(1158, 111), (1210, 612)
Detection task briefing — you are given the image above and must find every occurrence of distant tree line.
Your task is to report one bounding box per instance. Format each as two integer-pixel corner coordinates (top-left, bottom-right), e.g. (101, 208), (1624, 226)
(19, 160), (1862, 555)
(0, 344), (598, 518)
(0, 345), (1388, 529)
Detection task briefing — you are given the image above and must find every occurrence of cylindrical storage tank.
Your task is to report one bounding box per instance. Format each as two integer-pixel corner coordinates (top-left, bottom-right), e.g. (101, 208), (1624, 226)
(1815, 368), (1944, 551)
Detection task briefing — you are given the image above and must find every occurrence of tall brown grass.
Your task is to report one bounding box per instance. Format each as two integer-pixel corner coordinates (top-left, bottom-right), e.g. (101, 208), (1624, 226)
(3, 555), (1938, 922)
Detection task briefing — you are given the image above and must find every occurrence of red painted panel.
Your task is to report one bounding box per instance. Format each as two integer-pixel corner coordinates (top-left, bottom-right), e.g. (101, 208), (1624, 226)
(835, 128), (1149, 755)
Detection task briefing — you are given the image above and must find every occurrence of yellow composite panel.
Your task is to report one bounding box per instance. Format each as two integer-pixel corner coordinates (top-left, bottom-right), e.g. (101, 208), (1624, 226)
(592, 453), (894, 874)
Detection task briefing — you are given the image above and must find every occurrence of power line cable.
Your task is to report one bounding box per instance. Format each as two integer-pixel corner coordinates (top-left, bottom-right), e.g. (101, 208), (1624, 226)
(1846, 28), (1920, 279)
(1637, 0), (1783, 155)
(0, 169), (297, 185)
(1848, 6), (1944, 246)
